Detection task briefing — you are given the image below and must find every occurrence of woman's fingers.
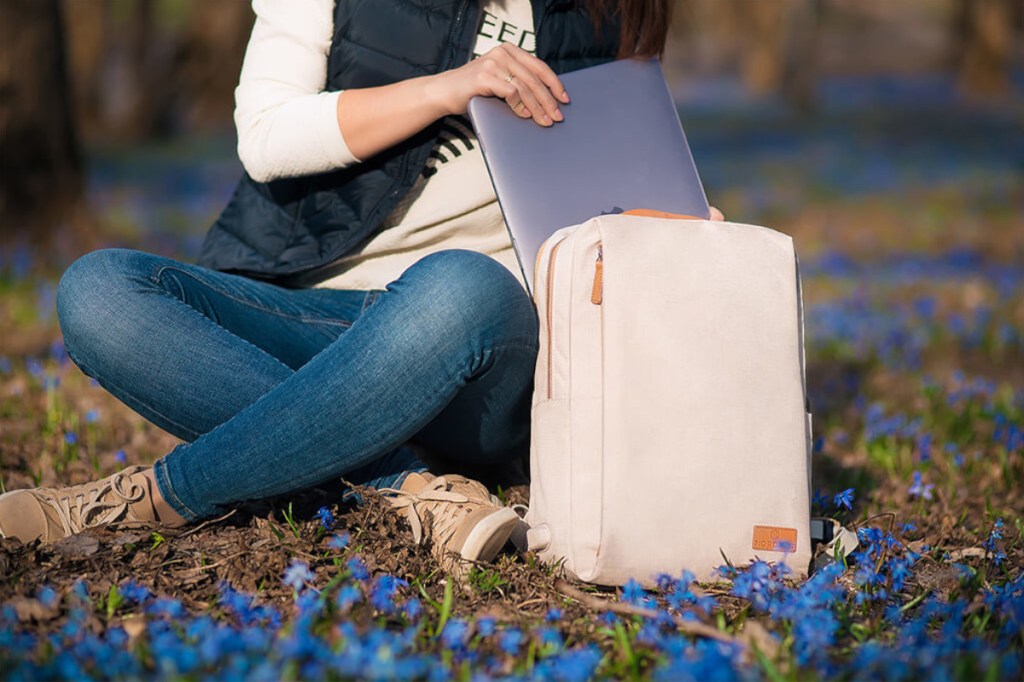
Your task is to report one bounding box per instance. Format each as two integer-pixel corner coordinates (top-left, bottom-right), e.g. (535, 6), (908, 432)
(506, 44), (569, 104)
(437, 44), (569, 126)
(488, 44), (566, 127)
(505, 46), (566, 126)
(506, 70), (552, 125)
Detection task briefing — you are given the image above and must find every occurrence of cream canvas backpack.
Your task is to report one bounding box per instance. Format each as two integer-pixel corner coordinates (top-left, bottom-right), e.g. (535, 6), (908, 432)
(524, 212), (813, 587)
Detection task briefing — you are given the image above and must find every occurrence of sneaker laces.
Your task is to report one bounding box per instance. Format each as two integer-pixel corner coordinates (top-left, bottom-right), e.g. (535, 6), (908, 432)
(45, 468), (148, 537)
(381, 476), (487, 548)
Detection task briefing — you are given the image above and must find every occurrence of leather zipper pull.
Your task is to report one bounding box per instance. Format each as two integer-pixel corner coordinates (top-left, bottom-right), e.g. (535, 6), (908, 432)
(591, 244), (603, 305)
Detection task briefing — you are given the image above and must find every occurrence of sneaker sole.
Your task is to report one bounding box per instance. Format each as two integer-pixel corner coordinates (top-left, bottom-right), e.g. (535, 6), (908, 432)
(459, 507), (521, 563)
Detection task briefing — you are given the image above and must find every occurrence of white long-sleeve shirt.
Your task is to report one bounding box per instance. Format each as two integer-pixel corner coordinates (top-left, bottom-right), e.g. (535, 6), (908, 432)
(234, 0), (534, 290)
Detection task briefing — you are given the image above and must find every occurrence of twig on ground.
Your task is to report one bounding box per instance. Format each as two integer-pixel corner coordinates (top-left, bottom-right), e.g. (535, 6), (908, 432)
(177, 510), (238, 539)
(554, 579), (781, 661)
(516, 597), (550, 610)
(555, 580), (735, 645)
(174, 551), (249, 578)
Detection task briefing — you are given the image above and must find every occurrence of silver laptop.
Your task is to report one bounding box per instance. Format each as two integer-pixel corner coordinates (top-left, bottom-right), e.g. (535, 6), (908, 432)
(468, 58), (709, 293)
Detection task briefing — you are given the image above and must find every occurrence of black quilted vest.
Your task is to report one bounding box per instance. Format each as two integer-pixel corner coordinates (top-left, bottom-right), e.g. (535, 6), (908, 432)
(196, 0), (620, 283)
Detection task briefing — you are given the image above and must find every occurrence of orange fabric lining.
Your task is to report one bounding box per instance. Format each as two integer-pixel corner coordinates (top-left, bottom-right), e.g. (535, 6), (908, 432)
(622, 208), (701, 221)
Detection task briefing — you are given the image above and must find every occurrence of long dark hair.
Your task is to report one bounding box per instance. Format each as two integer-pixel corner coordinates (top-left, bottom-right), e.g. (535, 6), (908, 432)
(586, 0), (673, 58)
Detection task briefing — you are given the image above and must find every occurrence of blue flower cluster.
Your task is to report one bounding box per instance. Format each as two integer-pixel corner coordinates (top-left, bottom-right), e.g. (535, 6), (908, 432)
(804, 251), (1023, 372)
(6, 532), (1015, 682)
(0, 548), (608, 682)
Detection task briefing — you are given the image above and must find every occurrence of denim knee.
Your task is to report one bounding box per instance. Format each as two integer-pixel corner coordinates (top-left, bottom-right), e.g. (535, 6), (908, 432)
(57, 249), (152, 372)
(395, 250), (538, 354)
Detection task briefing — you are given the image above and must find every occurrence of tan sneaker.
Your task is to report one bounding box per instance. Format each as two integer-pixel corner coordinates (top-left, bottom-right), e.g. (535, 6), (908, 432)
(0, 466), (167, 544)
(384, 473), (520, 573)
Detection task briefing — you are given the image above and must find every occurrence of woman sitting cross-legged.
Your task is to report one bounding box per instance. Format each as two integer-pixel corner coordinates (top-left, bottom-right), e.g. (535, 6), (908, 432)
(0, 0), (681, 572)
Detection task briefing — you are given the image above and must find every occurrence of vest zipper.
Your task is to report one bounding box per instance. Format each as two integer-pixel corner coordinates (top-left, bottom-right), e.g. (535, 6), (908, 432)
(446, 0), (472, 68)
(545, 236), (567, 399)
(591, 243), (603, 305)
(534, 6), (546, 50)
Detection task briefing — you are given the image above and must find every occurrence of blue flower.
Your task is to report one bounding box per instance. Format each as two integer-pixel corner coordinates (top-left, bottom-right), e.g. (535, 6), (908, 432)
(440, 619), (470, 652)
(730, 560), (778, 611)
(537, 626), (564, 650)
(335, 584), (361, 611)
(63, 432), (78, 446)
(498, 628), (522, 655)
(402, 598), (422, 622)
(834, 488), (855, 510)
(218, 583), (258, 623)
(908, 471), (934, 500)
(327, 531), (350, 551)
(119, 580), (153, 604)
(48, 338), (66, 364)
(812, 489), (830, 509)
(314, 506), (335, 531)
(346, 557), (370, 581)
(145, 597), (185, 618)
(888, 558), (912, 592)
(71, 579), (90, 602)
(916, 433), (933, 462)
(983, 519), (1005, 557)
(370, 575), (407, 613)
(476, 616), (496, 638)
(26, 358), (44, 378)
(621, 578), (647, 606)
(535, 645), (602, 682)
(115, 449), (127, 465)
(37, 586), (58, 608)
(282, 560), (315, 592)
(84, 409), (100, 424)
(991, 518), (1004, 540)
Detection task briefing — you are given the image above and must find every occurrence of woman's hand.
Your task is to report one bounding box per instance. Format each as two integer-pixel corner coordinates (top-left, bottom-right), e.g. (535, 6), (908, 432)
(709, 206), (724, 221)
(337, 45), (568, 160)
(433, 44), (569, 127)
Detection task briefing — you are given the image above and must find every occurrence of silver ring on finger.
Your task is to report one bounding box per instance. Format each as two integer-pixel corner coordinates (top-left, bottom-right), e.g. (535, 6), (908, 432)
(504, 72), (515, 83)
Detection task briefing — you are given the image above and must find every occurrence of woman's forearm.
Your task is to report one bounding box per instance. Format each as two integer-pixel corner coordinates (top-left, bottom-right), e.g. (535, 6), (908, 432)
(336, 75), (452, 162)
(337, 44), (569, 162)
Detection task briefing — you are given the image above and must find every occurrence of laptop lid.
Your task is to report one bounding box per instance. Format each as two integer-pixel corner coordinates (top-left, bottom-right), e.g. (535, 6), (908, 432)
(468, 58), (709, 293)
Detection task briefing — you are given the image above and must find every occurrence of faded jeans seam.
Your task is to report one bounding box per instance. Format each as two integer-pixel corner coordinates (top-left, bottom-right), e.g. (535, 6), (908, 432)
(149, 279), (297, 377)
(153, 265), (357, 328)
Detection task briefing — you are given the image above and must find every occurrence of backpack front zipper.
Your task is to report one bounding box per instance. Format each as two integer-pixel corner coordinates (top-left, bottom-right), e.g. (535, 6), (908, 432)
(540, 237), (603, 400)
(545, 237), (567, 399)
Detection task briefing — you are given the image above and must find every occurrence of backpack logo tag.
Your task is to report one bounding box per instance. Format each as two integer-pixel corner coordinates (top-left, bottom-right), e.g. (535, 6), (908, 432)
(752, 526), (798, 552)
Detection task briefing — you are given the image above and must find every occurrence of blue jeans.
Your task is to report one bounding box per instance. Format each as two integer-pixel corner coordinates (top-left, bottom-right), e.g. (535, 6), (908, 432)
(55, 248), (538, 522)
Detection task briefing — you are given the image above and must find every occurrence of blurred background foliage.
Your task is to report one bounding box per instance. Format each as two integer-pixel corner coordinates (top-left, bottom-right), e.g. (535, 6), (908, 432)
(0, 0), (1021, 263)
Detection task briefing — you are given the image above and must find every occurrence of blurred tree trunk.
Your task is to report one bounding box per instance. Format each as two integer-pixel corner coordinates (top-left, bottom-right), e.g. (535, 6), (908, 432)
(62, 0), (253, 143)
(0, 0), (87, 248)
(739, 0), (787, 95)
(955, 0), (1012, 96)
(178, 0), (254, 130)
(718, 0), (818, 110)
(62, 0), (111, 142)
(780, 0), (820, 114)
